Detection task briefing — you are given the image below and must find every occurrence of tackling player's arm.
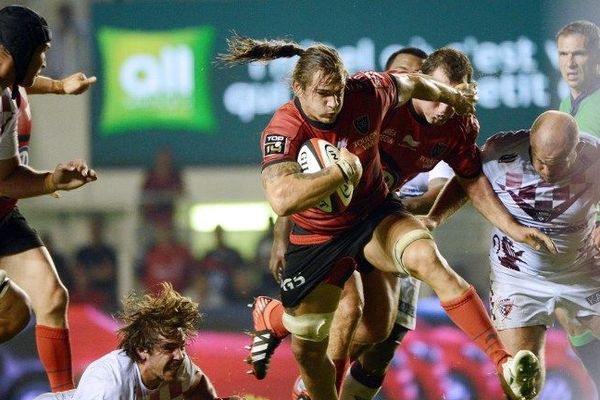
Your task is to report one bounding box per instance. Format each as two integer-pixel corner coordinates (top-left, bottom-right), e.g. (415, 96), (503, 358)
(457, 173), (557, 254)
(28, 72), (97, 95)
(403, 177), (449, 215)
(262, 147), (361, 216)
(270, 216), (291, 282)
(391, 73), (477, 115)
(0, 158), (97, 198)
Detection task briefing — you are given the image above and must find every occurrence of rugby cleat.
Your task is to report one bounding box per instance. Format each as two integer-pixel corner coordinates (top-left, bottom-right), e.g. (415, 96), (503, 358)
(499, 350), (541, 400)
(245, 296), (288, 380)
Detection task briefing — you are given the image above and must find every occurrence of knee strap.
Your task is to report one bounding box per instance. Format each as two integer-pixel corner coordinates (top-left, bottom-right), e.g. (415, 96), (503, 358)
(392, 229), (433, 276)
(282, 311), (334, 342)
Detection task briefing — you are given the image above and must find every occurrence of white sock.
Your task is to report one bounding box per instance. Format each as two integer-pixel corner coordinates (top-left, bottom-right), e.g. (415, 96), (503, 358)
(339, 369), (381, 400)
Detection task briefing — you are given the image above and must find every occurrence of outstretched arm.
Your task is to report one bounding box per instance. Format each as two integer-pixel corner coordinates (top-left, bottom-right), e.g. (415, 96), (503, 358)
(457, 173), (557, 254)
(28, 72), (97, 95)
(391, 73), (477, 115)
(423, 176), (469, 229)
(0, 158), (97, 199)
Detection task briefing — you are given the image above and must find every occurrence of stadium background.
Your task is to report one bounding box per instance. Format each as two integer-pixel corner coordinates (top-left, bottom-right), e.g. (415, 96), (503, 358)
(0, 0), (598, 399)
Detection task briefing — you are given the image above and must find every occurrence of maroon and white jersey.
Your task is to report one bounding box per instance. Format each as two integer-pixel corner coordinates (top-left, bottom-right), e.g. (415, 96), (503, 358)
(261, 72), (398, 242)
(0, 87), (30, 218)
(379, 101), (480, 191)
(482, 130), (600, 276)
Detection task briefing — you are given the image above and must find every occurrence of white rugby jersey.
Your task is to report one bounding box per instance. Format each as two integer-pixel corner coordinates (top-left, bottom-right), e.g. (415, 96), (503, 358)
(398, 161), (454, 198)
(482, 130), (600, 276)
(72, 350), (216, 400)
(0, 88), (18, 160)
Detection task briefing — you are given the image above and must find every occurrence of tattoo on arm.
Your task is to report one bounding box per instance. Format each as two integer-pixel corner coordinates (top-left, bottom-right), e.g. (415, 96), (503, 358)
(261, 161), (335, 189)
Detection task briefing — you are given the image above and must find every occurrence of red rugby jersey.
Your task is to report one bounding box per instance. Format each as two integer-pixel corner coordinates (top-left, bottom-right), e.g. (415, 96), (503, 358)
(379, 100), (481, 191)
(261, 72), (398, 241)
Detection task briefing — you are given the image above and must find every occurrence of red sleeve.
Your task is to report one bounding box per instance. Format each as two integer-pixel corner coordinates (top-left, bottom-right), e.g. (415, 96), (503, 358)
(260, 102), (305, 170)
(444, 115), (482, 179)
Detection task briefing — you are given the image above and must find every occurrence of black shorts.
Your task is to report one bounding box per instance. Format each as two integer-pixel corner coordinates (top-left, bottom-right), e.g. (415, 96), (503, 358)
(0, 208), (44, 256)
(281, 196), (406, 308)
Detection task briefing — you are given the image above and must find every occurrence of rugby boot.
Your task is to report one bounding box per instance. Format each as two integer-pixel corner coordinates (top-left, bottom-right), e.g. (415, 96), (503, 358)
(499, 350), (541, 400)
(245, 296), (288, 379)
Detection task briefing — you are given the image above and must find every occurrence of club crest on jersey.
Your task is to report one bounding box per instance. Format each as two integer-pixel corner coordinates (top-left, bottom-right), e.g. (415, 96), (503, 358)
(264, 134), (287, 155)
(431, 143), (446, 158)
(353, 115), (370, 135)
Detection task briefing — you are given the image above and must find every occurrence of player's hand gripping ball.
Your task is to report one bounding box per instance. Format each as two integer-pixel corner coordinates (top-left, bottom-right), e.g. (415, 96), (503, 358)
(297, 138), (354, 213)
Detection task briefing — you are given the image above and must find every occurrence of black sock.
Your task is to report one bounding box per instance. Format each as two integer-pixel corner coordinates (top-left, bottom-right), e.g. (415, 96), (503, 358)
(350, 360), (385, 389)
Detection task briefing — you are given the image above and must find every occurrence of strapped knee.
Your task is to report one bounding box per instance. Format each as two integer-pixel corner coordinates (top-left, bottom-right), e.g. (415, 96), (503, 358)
(392, 229), (433, 276)
(282, 311), (334, 342)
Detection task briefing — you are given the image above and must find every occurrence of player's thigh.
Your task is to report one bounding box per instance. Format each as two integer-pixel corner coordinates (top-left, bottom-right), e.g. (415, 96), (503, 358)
(363, 212), (423, 274)
(0, 247), (65, 305)
(354, 270), (400, 344)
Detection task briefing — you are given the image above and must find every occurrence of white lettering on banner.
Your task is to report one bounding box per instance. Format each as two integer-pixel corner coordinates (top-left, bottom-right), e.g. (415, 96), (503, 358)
(223, 35), (561, 121)
(120, 45), (194, 100)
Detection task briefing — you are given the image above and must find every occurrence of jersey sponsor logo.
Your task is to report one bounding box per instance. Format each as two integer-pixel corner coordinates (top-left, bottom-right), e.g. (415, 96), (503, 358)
(400, 134), (420, 149)
(492, 234), (523, 271)
(264, 134), (287, 155)
(353, 115), (370, 135)
(281, 274), (306, 292)
(586, 290), (600, 306)
(499, 153), (518, 163)
(431, 143), (446, 158)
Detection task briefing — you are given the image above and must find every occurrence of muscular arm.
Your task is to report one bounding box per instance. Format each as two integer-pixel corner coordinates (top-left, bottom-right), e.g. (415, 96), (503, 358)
(402, 177), (448, 215)
(392, 73), (477, 115)
(269, 216), (292, 282)
(262, 161), (347, 216)
(27, 73), (97, 95)
(457, 173), (557, 253)
(0, 158), (97, 199)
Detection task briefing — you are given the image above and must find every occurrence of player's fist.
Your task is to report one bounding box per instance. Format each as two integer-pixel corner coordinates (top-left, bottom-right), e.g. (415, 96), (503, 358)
(50, 159), (98, 191)
(337, 148), (362, 186)
(453, 81), (478, 115)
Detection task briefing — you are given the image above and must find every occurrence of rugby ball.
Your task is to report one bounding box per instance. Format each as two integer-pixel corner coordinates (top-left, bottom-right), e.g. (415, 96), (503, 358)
(297, 138), (354, 213)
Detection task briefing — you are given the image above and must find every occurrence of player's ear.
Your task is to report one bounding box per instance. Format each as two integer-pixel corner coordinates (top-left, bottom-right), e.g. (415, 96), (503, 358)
(292, 80), (303, 97)
(137, 347), (149, 361)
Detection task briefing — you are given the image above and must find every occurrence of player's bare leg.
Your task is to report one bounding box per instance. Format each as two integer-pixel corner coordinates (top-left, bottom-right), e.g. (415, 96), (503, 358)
(0, 269), (31, 342)
(1, 247), (74, 391)
(498, 326), (546, 396)
(556, 309), (600, 395)
(364, 213), (541, 400)
(287, 283), (341, 400)
(327, 272), (363, 390)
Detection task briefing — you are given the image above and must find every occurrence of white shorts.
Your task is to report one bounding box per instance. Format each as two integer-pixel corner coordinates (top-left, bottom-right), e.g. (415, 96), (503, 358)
(489, 263), (600, 330)
(396, 275), (420, 330)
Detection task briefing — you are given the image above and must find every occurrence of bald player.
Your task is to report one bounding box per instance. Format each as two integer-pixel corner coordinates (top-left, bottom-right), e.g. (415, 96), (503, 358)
(428, 110), (600, 395)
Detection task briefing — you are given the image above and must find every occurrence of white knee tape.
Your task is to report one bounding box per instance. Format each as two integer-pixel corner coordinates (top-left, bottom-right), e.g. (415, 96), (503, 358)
(392, 229), (433, 277)
(282, 311), (334, 342)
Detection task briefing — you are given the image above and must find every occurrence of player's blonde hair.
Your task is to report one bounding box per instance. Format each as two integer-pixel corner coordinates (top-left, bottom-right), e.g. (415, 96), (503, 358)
(117, 282), (201, 362)
(217, 34), (348, 91)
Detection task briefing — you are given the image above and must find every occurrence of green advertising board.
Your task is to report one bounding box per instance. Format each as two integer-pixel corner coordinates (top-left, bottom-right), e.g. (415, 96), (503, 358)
(91, 0), (599, 167)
